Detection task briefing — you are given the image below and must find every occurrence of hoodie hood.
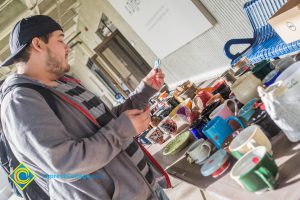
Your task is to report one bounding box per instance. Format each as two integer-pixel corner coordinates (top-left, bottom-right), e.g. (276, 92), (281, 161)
(0, 74), (47, 104)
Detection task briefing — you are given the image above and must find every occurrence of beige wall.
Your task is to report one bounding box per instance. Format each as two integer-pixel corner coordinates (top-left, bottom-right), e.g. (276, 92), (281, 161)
(72, 0), (253, 104)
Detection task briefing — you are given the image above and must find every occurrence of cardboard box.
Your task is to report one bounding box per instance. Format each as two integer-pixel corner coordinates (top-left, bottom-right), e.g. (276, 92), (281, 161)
(268, 0), (300, 44)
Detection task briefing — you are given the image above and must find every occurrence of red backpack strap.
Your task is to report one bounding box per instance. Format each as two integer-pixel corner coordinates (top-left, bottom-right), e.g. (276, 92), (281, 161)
(55, 93), (101, 128)
(135, 138), (172, 188)
(60, 76), (82, 86)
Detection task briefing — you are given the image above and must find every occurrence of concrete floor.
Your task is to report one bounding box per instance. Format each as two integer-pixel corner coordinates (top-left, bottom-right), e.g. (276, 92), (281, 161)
(163, 175), (205, 200)
(8, 177), (204, 200)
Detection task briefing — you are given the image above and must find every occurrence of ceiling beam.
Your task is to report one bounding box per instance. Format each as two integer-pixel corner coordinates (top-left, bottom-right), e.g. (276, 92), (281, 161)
(44, 0), (79, 18)
(0, 0), (13, 11)
(22, 0), (40, 14)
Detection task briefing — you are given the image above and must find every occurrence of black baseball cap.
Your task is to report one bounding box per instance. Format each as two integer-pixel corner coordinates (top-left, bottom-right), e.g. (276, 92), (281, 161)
(1, 15), (63, 67)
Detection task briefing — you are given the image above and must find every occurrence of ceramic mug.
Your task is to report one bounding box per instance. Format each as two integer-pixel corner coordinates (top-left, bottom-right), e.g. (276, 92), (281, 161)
(221, 129), (242, 153)
(238, 98), (258, 122)
(209, 99), (238, 119)
(230, 72), (262, 104)
(189, 118), (208, 140)
(194, 91), (213, 110)
(209, 99), (239, 130)
(230, 146), (278, 193)
(200, 99), (222, 122)
(229, 125), (272, 159)
(186, 139), (212, 165)
(250, 111), (281, 139)
(221, 69), (236, 86)
(205, 93), (225, 107)
(211, 81), (231, 99)
(233, 57), (253, 76)
(251, 60), (274, 80)
(171, 114), (190, 129)
(203, 116), (245, 149)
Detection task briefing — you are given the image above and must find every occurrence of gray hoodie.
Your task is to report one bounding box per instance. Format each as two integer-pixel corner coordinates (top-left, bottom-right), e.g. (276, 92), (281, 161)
(0, 74), (165, 200)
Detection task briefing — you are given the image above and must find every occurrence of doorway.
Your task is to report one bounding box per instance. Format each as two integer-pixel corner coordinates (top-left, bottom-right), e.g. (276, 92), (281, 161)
(94, 30), (151, 91)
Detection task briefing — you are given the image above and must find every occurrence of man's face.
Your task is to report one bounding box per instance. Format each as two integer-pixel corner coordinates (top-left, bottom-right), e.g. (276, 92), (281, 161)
(44, 30), (70, 78)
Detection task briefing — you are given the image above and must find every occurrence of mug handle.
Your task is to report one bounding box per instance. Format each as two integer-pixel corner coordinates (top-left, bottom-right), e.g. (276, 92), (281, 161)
(226, 99), (238, 116)
(225, 116), (246, 129)
(201, 141), (212, 156)
(246, 138), (257, 150)
(254, 166), (276, 190)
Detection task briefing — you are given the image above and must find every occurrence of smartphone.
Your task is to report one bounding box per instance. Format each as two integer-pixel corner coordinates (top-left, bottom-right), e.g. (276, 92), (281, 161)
(154, 59), (161, 72)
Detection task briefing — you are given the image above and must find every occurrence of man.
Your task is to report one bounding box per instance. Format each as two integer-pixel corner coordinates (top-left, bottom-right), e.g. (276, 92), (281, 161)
(0, 15), (169, 199)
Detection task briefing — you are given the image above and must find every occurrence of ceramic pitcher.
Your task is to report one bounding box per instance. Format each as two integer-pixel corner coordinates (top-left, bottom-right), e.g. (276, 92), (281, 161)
(258, 81), (300, 142)
(231, 72), (262, 104)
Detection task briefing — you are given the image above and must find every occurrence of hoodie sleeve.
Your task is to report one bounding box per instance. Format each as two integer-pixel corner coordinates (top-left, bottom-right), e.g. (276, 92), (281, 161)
(111, 81), (157, 116)
(1, 87), (137, 182)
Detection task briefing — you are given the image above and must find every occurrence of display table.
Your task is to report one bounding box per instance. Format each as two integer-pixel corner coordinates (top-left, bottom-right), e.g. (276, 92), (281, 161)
(149, 133), (300, 200)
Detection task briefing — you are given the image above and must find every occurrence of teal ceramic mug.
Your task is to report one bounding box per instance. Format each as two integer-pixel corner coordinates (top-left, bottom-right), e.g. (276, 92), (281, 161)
(203, 116), (245, 149)
(230, 146), (278, 193)
(238, 98), (257, 122)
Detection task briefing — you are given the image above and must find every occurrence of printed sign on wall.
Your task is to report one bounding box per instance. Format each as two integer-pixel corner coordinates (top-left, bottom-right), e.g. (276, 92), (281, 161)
(108, 0), (214, 58)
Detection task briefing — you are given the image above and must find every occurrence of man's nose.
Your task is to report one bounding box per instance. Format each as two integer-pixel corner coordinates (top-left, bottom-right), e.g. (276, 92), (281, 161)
(65, 44), (70, 54)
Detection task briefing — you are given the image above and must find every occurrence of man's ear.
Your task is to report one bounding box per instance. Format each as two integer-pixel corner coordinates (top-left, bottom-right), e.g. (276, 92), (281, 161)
(31, 37), (45, 52)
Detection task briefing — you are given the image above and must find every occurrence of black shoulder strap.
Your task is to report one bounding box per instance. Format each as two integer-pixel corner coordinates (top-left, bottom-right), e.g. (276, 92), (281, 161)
(1, 83), (58, 200)
(13, 83), (59, 116)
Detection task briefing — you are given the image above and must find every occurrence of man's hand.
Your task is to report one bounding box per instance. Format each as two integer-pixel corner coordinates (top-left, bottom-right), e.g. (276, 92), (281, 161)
(124, 107), (151, 134)
(143, 68), (165, 91)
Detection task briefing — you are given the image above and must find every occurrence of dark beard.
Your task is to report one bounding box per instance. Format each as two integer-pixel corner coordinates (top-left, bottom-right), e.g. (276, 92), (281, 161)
(45, 48), (69, 78)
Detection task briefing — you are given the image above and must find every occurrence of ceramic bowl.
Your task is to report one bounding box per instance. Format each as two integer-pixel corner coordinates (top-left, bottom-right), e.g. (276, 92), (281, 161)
(163, 131), (191, 156)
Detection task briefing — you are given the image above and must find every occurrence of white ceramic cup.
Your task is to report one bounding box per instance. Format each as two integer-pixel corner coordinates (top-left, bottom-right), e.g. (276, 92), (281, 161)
(229, 125), (272, 159)
(186, 139), (212, 165)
